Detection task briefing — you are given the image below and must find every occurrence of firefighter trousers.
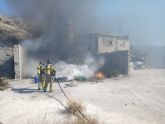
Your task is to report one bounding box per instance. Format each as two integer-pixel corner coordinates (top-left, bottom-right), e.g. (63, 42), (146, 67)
(44, 75), (53, 92)
(38, 74), (45, 90)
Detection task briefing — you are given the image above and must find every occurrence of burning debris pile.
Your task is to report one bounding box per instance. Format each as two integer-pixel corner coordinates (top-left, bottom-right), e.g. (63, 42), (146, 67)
(55, 55), (105, 81)
(95, 72), (105, 81)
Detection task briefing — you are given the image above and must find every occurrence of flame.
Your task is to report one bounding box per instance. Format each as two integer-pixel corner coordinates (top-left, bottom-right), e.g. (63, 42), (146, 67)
(95, 72), (105, 80)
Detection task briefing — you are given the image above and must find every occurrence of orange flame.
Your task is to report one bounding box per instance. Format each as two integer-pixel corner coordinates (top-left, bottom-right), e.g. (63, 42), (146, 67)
(95, 72), (105, 80)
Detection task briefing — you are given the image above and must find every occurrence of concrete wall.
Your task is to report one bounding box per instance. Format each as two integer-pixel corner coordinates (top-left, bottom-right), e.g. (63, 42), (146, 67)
(0, 44), (26, 79)
(13, 44), (25, 79)
(116, 39), (129, 51)
(98, 35), (116, 53)
(0, 46), (14, 78)
(96, 34), (130, 76)
(97, 34), (129, 54)
(85, 33), (130, 76)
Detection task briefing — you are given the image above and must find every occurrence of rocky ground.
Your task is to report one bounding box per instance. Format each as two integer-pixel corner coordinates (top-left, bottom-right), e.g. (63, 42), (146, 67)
(0, 69), (165, 124)
(0, 15), (40, 46)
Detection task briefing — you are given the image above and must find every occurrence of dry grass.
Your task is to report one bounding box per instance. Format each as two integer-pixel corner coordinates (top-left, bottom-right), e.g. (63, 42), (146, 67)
(73, 116), (99, 124)
(0, 77), (9, 91)
(67, 100), (85, 115)
(66, 100), (99, 124)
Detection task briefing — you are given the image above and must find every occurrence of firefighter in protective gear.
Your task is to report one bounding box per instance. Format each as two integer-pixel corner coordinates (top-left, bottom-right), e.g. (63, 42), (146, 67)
(44, 60), (56, 92)
(37, 61), (45, 90)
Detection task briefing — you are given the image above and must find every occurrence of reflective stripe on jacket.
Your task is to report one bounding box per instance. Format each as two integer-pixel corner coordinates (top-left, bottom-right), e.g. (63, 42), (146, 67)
(37, 65), (41, 74)
(46, 64), (51, 75)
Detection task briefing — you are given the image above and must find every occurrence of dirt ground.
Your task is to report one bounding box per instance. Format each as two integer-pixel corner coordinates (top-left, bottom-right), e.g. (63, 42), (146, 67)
(0, 69), (165, 124)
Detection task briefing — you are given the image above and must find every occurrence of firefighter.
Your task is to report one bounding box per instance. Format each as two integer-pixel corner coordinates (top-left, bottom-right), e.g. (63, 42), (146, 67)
(37, 61), (45, 90)
(44, 59), (56, 92)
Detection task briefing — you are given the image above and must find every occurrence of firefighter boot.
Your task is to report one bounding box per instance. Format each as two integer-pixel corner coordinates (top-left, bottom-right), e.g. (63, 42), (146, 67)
(44, 82), (48, 92)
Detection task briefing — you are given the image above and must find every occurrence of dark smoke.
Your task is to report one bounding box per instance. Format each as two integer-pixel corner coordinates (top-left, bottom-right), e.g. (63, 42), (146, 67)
(6, 0), (100, 62)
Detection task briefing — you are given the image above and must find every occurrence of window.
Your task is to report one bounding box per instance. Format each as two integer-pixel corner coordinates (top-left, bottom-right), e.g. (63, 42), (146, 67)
(102, 38), (113, 47)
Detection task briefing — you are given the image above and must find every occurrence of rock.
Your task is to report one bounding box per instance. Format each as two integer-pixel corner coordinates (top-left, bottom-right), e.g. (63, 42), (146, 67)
(65, 81), (77, 87)
(0, 15), (35, 45)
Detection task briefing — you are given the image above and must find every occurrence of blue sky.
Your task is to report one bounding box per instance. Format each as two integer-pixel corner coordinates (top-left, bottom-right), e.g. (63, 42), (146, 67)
(0, 0), (165, 46)
(0, 0), (11, 15)
(94, 0), (165, 46)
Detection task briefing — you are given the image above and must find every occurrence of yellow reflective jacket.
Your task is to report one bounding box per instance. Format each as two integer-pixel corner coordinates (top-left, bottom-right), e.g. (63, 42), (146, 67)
(37, 64), (45, 75)
(37, 64), (41, 75)
(46, 64), (51, 75)
(46, 64), (56, 75)
(51, 67), (56, 76)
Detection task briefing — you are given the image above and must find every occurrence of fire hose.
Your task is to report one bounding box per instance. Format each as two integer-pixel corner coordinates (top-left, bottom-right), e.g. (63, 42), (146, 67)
(35, 75), (89, 122)
(52, 76), (90, 122)
(57, 82), (88, 118)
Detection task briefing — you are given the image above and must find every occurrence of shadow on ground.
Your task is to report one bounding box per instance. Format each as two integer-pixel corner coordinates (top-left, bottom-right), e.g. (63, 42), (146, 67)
(11, 83), (68, 114)
(11, 85), (38, 94)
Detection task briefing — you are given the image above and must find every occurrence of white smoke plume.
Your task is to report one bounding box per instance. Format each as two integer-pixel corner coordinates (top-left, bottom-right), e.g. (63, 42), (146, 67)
(23, 58), (38, 78)
(6, 0), (101, 61)
(6, 0), (107, 78)
(21, 46), (105, 79)
(55, 55), (105, 80)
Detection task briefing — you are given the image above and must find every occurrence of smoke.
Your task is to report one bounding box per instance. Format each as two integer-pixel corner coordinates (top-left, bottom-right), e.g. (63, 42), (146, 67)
(6, 0), (101, 62)
(23, 58), (38, 78)
(5, 0), (165, 47)
(20, 39), (105, 78)
(23, 56), (105, 79)
(6, 0), (107, 77)
(55, 55), (105, 80)
(5, 0), (165, 73)
(21, 48), (105, 79)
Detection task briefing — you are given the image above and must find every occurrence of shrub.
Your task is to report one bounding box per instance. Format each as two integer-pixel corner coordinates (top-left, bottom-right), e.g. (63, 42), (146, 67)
(0, 77), (9, 91)
(67, 100), (85, 115)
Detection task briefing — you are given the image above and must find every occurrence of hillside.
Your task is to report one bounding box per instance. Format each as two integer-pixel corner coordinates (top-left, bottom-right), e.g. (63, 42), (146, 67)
(0, 15), (34, 46)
